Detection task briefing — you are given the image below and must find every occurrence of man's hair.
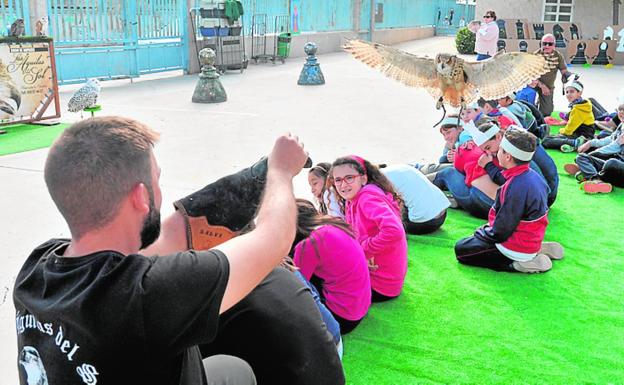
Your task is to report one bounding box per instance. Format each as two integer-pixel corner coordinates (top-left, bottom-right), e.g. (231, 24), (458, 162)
(503, 128), (536, 165)
(541, 33), (555, 42)
(44, 117), (160, 238)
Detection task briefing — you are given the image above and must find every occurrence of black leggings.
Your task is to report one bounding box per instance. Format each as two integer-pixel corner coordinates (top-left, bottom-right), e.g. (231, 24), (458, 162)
(311, 274), (365, 334)
(371, 290), (399, 303)
(329, 311), (363, 335)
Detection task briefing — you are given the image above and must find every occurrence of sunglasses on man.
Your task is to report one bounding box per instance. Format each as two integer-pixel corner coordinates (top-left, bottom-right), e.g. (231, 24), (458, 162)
(541, 42), (554, 46)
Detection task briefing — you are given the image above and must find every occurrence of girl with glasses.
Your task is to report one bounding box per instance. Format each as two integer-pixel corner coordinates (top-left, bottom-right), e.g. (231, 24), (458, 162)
(330, 156), (407, 302)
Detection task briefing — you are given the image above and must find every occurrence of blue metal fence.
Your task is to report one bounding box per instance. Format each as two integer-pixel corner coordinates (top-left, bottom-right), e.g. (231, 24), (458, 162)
(48, 0), (188, 84)
(0, 0), (30, 36)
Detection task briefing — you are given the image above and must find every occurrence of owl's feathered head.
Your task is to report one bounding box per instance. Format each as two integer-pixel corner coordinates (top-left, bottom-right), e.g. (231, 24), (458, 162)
(86, 78), (101, 90)
(435, 53), (457, 76)
(14, 19), (24, 26)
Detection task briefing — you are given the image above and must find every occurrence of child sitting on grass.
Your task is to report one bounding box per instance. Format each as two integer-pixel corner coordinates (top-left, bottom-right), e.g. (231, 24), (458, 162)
(564, 102), (624, 193)
(292, 199), (371, 334)
(475, 122), (559, 206)
(308, 162), (344, 218)
(455, 128), (564, 273)
(331, 155), (407, 302)
(541, 79), (595, 152)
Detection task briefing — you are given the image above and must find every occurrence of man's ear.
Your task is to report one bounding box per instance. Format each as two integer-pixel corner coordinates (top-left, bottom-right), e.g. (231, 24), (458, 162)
(130, 183), (150, 215)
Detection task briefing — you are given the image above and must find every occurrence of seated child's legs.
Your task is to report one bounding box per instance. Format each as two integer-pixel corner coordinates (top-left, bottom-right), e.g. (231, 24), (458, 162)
(465, 188), (495, 219)
(454, 236), (516, 272)
(541, 135), (577, 149)
(576, 153), (607, 180)
(601, 158), (624, 188)
(432, 167), (469, 197)
(433, 168), (493, 218)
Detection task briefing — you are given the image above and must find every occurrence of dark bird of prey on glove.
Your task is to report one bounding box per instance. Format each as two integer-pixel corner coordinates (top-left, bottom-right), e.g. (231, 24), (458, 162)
(343, 39), (557, 110)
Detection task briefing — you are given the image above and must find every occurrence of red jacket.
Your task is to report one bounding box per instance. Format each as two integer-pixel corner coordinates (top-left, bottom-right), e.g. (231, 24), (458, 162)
(453, 140), (501, 187)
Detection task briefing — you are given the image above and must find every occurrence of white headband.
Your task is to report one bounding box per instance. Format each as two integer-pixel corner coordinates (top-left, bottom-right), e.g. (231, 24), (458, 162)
(473, 124), (500, 146)
(440, 117), (460, 127)
(462, 120), (479, 136)
(500, 136), (534, 161)
(565, 81), (583, 92)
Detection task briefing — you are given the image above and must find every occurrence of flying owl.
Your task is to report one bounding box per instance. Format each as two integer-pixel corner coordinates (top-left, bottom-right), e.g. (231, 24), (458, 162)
(10, 18), (25, 37)
(35, 17), (49, 36)
(68, 78), (101, 113)
(0, 59), (21, 116)
(343, 39), (557, 109)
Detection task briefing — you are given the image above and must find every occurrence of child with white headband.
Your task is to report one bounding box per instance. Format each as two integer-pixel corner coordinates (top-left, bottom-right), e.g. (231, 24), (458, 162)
(474, 122), (560, 206)
(455, 128), (564, 273)
(542, 79), (595, 152)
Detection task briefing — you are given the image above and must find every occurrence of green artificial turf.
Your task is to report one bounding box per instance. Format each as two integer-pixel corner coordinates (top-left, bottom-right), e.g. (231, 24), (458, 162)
(342, 129), (624, 384)
(0, 123), (70, 156)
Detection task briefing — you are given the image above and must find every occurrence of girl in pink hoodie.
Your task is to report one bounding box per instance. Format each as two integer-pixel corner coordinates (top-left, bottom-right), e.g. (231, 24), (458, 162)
(331, 156), (408, 301)
(292, 199), (371, 333)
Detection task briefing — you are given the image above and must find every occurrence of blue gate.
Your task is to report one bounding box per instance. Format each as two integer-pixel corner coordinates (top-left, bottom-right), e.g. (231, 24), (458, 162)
(435, 0), (475, 36)
(1, 0), (30, 36)
(48, 0), (188, 84)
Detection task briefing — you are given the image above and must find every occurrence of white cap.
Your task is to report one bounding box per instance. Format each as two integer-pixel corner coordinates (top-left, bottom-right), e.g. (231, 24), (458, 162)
(565, 80), (583, 92)
(467, 101), (480, 110)
(473, 124), (500, 146)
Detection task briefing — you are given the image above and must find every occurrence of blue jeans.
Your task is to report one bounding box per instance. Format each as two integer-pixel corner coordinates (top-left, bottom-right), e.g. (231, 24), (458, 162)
(476, 54), (491, 61)
(532, 145), (558, 206)
(433, 167), (494, 219)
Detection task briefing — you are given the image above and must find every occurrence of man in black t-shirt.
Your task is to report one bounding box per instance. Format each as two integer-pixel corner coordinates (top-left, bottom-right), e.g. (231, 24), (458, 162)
(14, 117), (343, 385)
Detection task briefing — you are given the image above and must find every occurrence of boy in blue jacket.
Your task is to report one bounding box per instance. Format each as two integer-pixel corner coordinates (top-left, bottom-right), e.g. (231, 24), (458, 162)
(454, 128), (564, 273)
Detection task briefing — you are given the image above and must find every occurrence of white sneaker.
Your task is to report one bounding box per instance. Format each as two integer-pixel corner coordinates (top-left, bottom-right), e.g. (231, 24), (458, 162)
(512, 254), (552, 273)
(540, 242), (564, 260)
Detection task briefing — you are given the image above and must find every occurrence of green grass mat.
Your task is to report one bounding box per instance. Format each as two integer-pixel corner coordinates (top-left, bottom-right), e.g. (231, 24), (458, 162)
(342, 146), (624, 383)
(0, 123), (70, 156)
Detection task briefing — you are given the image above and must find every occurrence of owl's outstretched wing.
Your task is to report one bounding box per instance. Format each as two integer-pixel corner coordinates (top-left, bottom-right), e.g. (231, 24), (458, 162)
(463, 52), (556, 101)
(343, 39), (441, 98)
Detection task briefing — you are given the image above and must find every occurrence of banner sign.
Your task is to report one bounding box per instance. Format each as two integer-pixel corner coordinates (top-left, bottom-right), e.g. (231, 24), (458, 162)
(0, 37), (60, 125)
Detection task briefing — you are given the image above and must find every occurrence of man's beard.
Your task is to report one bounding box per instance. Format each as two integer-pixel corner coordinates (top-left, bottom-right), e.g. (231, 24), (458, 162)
(139, 190), (161, 250)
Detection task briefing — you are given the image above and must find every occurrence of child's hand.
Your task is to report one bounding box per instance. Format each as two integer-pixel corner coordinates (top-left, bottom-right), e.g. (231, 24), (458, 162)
(478, 153), (493, 167)
(540, 83), (551, 96)
(577, 141), (592, 153)
(447, 149), (456, 162)
(617, 135), (624, 145)
(367, 258), (379, 272)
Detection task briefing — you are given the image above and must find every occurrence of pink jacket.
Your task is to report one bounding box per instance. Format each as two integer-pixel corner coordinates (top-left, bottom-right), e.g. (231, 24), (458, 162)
(345, 184), (407, 297)
(294, 225), (371, 321)
(473, 21), (499, 56)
